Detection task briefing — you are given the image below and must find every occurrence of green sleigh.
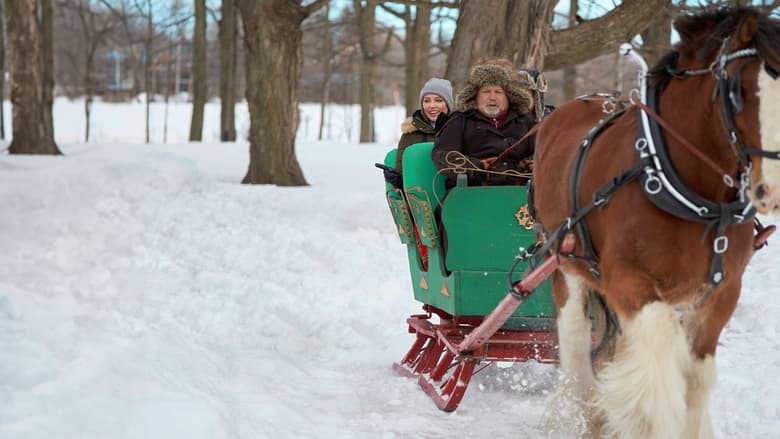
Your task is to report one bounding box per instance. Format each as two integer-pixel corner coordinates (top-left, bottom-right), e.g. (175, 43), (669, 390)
(382, 141), (559, 411)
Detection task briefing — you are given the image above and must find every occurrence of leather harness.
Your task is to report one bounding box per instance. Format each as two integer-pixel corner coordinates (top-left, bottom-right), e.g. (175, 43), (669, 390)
(530, 40), (776, 300)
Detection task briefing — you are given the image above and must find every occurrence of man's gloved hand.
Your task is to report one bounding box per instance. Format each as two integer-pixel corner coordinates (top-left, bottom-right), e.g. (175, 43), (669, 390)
(480, 157), (497, 169)
(517, 158), (534, 173)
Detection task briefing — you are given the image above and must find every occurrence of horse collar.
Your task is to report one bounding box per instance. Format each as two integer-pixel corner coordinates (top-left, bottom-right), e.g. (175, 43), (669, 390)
(636, 86), (756, 287)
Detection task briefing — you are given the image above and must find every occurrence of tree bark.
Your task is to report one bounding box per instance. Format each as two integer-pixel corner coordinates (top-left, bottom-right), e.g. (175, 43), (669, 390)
(445, 0), (502, 93)
(142, 0), (153, 143)
(445, 0), (554, 91)
(40, 0), (56, 145)
(0, 0), (6, 140)
(189, 0), (207, 141)
(236, 0), (325, 185)
(403, 3), (430, 116)
(562, 0), (578, 101)
(446, 0), (671, 89)
(317, 2), (331, 141)
(640, 7), (674, 67)
(544, 0), (672, 71)
(219, 0), (237, 141)
(354, 0), (377, 143)
(6, 0), (60, 154)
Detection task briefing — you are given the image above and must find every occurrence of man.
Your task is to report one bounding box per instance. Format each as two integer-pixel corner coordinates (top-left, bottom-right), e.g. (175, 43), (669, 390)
(432, 58), (537, 187)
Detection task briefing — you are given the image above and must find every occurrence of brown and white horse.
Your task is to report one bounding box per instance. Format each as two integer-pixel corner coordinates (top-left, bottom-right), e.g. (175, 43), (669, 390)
(533, 7), (780, 438)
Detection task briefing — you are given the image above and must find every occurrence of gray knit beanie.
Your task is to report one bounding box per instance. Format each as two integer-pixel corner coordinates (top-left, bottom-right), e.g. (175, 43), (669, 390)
(419, 78), (453, 111)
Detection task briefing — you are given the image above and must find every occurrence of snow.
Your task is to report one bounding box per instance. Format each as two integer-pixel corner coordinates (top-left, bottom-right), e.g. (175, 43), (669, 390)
(0, 98), (778, 438)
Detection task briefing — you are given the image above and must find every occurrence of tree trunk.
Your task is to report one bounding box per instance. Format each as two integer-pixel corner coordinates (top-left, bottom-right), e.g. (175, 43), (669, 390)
(447, 0), (671, 88)
(445, 0), (500, 94)
(219, 0), (237, 141)
(236, 0), (323, 185)
(84, 60), (93, 142)
(189, 0), (206, 141)
(503, 0), (555, 69)
(6, 0), (60, 154)
(0, 0), (6, 140)
(445, 0), (554, 91)
(164, 40), (174, 143)
(403, 3), (430, 116)
(355, 0), (377, 143)
(640, 8), (673, 67)
(144, 0), (152, 143)
(40, 0), (56, 145)
(317, 2), (331, 141)
(562, 0), (578, 101)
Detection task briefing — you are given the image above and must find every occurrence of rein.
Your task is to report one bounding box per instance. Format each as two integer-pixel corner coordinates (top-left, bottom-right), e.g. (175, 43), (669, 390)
(485, 122), (540, 171)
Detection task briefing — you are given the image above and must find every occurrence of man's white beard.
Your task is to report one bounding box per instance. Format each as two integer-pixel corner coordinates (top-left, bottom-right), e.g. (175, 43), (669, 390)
(480, 105), (502, 117)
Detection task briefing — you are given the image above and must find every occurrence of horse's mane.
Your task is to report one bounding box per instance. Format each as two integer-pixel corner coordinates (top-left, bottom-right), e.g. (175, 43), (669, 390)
(648, 6), (780, 90)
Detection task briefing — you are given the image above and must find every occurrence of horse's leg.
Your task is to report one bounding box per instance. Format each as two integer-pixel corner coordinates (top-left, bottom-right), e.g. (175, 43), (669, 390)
(682, 282), (740, 439)
(544, 269), (598, 438)
(682, 355), (716, 439)
(596, 300), (693, 439)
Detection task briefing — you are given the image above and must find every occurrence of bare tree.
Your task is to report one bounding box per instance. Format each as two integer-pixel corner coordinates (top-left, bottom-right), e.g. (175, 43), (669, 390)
(6, 0), (61, 154)
(98, 0), (194, 142)
(353, 0), (393, 143)
(236, 0), (327, 186)
(219, 0), (237, 141)
(380, 2), (431, 116)
(57, 0), (119, 142)
(188, 0), (206, 141)
(0, 0), (6, 140)
(316, 2), (332, 141)
(41, 0), (56, 145)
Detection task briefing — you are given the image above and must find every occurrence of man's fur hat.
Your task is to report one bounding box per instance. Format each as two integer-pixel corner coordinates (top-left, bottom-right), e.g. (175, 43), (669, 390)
(455, 57), (535, 115)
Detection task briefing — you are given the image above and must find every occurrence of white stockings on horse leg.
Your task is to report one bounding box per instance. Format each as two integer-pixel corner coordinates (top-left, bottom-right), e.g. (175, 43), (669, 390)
(682, 355), (716, 439)
(596, 301), (692, 439)
(544, 271), (598, 438)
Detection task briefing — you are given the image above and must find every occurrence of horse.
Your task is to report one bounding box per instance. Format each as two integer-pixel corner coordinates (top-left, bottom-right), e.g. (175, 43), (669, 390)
(532, 7), (780, 438)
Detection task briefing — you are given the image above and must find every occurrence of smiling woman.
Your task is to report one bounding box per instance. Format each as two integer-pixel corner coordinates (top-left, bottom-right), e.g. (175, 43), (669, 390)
(392, 78), (453, 176)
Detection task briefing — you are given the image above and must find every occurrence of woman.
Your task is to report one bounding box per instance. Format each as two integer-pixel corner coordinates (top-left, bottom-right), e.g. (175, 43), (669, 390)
(392, 78), (452, 271)
(394, 78), (453, 173)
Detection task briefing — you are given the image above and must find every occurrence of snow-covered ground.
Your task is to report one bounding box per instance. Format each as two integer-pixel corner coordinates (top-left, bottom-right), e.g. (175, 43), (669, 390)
(0, 99), (778, 438)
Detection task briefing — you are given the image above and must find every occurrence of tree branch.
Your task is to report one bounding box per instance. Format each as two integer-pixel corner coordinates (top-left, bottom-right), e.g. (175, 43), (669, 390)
(383, 0), (458, 9)
(378, 3), (405, 20)
(302, 0), (328, 17)
(545, 0), (671, 71)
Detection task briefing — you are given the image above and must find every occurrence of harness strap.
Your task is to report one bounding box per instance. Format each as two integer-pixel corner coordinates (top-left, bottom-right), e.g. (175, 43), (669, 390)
(638, 86), (756, 288)
(529, 165), (643, 273)
(631, 94), (734, 186)
(568, 108), (629, 276)
(486, 122), (541, 170)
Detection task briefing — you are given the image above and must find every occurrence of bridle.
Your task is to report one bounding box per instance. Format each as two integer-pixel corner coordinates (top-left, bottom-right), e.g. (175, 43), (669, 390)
(632, 35), (780, 291)
(665, 37), (780, 171)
